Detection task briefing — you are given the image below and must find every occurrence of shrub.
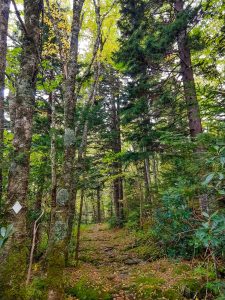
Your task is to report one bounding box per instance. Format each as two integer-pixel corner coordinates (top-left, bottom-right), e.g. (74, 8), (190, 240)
(151, 188), (198, 258)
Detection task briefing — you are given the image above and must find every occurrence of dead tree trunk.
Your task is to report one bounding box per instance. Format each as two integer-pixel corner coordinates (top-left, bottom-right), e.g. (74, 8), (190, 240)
(0, 0), (10, 206)
(0, 0), (41, 297)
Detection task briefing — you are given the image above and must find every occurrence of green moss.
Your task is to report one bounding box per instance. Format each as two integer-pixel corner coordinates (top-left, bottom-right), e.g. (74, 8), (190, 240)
(131, 275), (165, 299)
(132, 244), (164, 261)
(163, 288), (183, 300)
(66, 279), (113, 300)
(0, 245), (28, 299)
(46, 245), (66, 297)
(193, 264), (216, 280)
(135, 276), (165, 286)
(173, 263), (191, 275)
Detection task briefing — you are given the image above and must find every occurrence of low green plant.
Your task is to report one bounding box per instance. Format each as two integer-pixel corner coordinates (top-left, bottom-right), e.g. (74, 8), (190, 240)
(125, 211), (140, 230)
(26, 277), (47, 300)
(0, 224), (13, 249)
(193, 211), (225, 258)
(206, 280), (225, 299)
(151, 188), (197, 258)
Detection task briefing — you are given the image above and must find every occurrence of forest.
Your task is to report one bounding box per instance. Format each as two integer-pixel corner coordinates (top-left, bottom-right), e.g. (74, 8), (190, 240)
(0, 0), (225, 299)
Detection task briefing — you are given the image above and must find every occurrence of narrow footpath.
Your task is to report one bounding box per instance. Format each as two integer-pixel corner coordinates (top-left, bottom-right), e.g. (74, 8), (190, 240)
(65, 224), (202, 300)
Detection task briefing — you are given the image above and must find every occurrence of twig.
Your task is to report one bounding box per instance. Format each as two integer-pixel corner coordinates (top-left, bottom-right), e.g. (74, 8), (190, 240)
(26, 210), (44, 285)
(11, 0), (28, 36)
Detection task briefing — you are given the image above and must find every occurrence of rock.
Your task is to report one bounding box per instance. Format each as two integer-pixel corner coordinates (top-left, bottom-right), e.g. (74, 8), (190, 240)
(104, 246), (114, 252)
(124, 258), (143, 265)
(107, 274), (116, 280)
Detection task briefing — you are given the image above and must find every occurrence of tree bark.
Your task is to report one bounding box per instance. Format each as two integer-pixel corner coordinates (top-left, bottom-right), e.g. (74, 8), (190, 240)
(175, 0), (207, 212)
(47, 1), (85, 295)
(175, 0), (203, 138)
(49, 92), (57, 238)
(0, 0), (41, 297)
(60, 0), (84, 261)
(0, 0), (10, 207)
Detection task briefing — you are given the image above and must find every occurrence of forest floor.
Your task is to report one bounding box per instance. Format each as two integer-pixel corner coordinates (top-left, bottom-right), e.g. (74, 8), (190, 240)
(64, 224), (209, 300)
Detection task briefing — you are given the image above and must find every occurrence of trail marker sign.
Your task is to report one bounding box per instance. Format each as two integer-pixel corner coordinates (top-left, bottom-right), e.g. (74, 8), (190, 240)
(12, 201), (22, 214)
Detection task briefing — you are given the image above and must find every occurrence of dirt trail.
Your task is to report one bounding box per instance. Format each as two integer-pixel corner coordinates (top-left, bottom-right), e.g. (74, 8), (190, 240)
(66, 224), (194, 300)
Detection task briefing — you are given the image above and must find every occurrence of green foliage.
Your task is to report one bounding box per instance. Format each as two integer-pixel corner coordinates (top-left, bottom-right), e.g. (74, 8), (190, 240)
(193, 211), (225, 258)
(108, 216), (119, 229)
(151, 188), (197, 258)
(0, 224), (13, 249)
(125, 211), (140, 230)
(205, 281), (225, 300)
(26, 277), (47, 300)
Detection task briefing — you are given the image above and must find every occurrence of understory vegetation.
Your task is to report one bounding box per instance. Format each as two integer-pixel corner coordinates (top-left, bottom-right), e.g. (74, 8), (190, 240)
(0, 0), (225, 299)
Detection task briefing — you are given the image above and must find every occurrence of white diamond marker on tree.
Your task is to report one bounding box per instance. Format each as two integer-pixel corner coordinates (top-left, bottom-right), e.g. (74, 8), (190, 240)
(12, 201), (22, 214)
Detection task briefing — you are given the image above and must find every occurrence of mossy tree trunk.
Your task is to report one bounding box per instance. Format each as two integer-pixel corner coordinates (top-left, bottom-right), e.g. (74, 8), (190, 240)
(0, 0), (41, 297)
(47, 188), (69, 300)
(60, 0), (85, 264)
(0, 0), (10, 207)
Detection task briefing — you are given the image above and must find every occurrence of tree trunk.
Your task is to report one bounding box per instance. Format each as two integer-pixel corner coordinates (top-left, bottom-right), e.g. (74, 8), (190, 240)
(47, 188), (69, 300)
(49, 92), (57, 238)
(8, 91), (16, 132)
(111, 94), (124, 227)
(60, 0), (84, 261)
(34, 182), (44, 256)
(0, 0), (10, 207)
(143, 158), (152, 204)
(0, 0), (41, 297)
(152, 153), (158, 190)
(175, 0), (207, 212)
(96, 186), (101, 223)
(175, 0), (203, 138)
(75, 189), (84, 265)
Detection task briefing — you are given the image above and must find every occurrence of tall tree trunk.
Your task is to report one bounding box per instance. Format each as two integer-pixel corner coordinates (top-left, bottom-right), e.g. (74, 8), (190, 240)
(60, 0), (84, 258)
(75, 189), (84, 265)
(47, 1), (85, 295)
(96, 185), (101, 223)
(175, 0), (203, 138)
(8, 91), (16, 132)
(143, 157), (152, 204)
(111, 95), (124, 226)
(0, 0), (41, 297)
(65, 53), (101, 262)
(49, 92), (57, 238)
(0, 0), (10, 208)
(174, 0), (207, 212)
(34, 181), (44, 256)
(152, 153), (158, 190)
